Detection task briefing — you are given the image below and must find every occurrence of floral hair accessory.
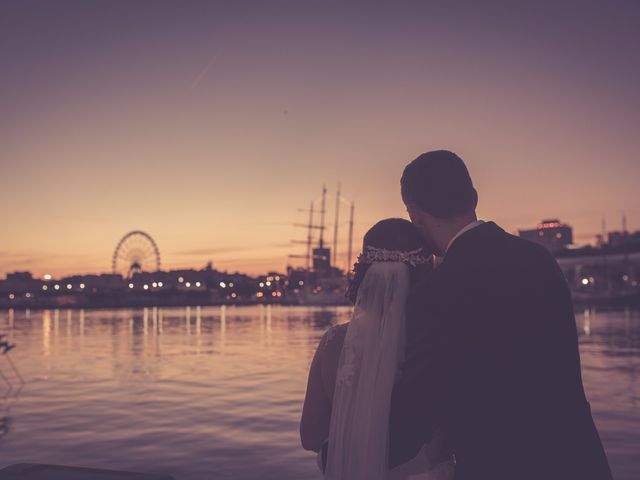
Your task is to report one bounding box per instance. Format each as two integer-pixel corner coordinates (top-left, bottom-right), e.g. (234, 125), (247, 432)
(356, 246), (430, 267)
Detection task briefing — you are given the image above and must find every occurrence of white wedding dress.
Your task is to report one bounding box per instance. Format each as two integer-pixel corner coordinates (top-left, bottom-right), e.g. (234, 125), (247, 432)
(324, 262), (454, 480)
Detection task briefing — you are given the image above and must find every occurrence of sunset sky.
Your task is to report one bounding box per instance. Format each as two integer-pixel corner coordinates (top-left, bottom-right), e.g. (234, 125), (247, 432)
(1, 1), (639, 278)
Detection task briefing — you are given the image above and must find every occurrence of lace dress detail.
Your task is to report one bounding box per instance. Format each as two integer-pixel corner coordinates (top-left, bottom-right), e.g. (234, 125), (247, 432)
(334, 317), (362, 388)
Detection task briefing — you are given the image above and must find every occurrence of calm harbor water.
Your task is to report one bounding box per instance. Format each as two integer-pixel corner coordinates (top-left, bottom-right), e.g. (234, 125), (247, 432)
(0, 306), (638, 479)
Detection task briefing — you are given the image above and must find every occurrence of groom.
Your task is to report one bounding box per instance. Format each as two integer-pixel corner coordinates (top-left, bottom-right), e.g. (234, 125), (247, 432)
(389, 151), (612, 479)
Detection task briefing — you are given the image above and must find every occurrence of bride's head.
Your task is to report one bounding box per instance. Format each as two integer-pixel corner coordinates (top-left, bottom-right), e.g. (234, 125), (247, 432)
(346, 218), (433, 303)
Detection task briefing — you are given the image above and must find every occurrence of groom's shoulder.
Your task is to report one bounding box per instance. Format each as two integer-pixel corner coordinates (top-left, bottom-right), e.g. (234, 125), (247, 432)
(445, 222), (562, 286)
(476, 227), (569, 294)
(408, 265), (451, 309)
(497, 228), (560, 267)
(470, 222), (557, 264)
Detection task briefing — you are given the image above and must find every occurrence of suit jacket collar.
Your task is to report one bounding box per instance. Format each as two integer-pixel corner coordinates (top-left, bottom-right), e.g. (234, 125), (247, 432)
(443, 221), (503, 263)
(446, 220), (485, 253)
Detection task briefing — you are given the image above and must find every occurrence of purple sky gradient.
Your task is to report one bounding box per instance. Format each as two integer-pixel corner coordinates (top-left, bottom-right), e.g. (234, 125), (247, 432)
(1, 1), (639, 276)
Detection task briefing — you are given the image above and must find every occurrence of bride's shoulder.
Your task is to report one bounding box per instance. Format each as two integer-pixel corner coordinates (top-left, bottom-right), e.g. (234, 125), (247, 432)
(321, 323), (349, 349)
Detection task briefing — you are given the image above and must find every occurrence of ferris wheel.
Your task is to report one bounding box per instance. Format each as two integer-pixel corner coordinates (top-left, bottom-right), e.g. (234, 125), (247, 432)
(112, 231), (161, 278)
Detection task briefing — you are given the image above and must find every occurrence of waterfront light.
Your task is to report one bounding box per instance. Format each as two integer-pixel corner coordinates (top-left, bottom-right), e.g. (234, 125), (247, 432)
(185, 282), (191, 288)
(67, 284), (72, 290)
(25, 293), (32, 299)
(54, 284), (60, 290)
(581, 278), (589, 286)
(195, 281), (201, 287)
(80, 283), (85, 289)
(266, 281), (272, 287)
(229, 282), (234, 287)
(231, 292), (237, 299)
(256, 292), (264, 298)
(623, 274), (629, 282)
(275, 276), (280, 281)
(129, 283), (134, 289)
(152, 282), (158, 288)
(42, 285), (48, 291)
(43, 274), (52, 280)
(298, 280), (304, 286)
(158, 282), (163, 287)
(178, 276), (184, 283)
(259, 282), (264, 288)
(9, 293), (15, 300)
(219, 282), (226, 288)
(143, 284), (149, 290)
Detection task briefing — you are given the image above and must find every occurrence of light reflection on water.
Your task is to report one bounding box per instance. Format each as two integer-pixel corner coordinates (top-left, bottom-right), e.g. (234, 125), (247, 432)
(0, 306), (638, 479)
(577, 308), (639, 480)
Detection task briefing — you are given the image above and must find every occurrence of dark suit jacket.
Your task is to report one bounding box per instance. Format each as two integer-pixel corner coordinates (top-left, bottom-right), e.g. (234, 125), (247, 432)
(389, 222), (612, 480)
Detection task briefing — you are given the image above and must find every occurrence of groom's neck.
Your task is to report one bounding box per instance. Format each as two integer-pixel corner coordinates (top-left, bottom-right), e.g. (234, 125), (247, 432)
(435, 212), (478, 254)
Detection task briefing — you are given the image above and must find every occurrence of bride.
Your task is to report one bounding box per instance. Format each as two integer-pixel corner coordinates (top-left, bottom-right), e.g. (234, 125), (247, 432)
(300, 218), (454, 480)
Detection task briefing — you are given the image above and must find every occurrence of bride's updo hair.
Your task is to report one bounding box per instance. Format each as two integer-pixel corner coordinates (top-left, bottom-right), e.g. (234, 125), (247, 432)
(345, 218), (433, 304)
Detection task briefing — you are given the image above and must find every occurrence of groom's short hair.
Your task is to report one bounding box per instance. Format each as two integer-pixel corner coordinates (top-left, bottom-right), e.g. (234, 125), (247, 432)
(401, 150), (476, 218)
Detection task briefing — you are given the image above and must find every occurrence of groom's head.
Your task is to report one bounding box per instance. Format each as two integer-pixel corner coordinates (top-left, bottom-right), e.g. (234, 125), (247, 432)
(401, 150), (478, 255)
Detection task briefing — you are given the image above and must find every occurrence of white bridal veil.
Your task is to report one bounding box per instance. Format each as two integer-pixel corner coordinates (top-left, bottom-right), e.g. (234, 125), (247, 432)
(325, 261), (410, 480)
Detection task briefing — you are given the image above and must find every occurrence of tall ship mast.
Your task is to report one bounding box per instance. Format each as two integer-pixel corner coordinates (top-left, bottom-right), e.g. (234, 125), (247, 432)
(287, 185), (355, 305)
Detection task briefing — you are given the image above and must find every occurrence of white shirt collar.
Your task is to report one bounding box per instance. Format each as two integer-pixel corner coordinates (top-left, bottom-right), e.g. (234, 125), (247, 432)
(446, 220), (485, 253)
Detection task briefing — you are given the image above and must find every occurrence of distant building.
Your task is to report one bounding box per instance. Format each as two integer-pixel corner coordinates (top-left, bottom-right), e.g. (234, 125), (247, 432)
(555, 242), (640, 300)
(0, 271), (39, 294)
(519, 219), (573, 252)
(6, 272), (33, 281)
(608, 230), (640, 247)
